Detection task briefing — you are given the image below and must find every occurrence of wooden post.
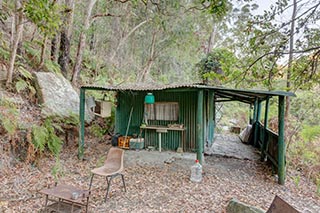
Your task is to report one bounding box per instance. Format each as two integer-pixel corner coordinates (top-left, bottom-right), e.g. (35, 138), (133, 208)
(261, 96), (270, 161)
(78, 88), (85, 160)
(278, 96), (286, 185)
(197, 90), (204, 165)
(207, 90), (215, 147)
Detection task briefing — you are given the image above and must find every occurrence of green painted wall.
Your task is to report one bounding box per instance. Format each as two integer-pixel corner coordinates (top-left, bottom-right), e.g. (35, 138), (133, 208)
(115, 90), (198, 151)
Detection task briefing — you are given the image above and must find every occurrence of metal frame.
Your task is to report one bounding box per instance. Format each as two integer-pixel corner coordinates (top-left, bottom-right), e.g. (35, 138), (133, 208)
(89, 173), (126, 202)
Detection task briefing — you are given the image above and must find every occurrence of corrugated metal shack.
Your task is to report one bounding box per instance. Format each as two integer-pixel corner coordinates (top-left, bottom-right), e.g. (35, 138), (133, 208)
(79, 83), (295, 184)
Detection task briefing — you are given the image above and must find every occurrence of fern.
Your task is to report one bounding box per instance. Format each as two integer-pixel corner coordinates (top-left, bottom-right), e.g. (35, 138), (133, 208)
(1, 116), (17, 135)
(0, 100), (19, 136)
(44, 59), (61, 74)
(15, 79), (28, 93)
(18, 66), (33, 79)
(51, 157), (64, 180)
(31, 118), (63, 156)
(32, 125), (48, 152)
(44, 118), (63, 156)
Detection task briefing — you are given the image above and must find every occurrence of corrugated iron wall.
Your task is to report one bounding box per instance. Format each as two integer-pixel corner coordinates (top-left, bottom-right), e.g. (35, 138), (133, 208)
(115, 90), (198, 151)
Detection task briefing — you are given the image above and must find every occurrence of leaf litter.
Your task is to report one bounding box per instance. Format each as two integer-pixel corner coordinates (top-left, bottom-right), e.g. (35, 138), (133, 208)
(0, 136), (319, 213)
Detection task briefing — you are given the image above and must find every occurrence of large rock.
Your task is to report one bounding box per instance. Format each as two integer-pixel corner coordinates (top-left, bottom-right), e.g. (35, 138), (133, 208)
(33, 72), (93, 122)
(226, 198), (265, 213)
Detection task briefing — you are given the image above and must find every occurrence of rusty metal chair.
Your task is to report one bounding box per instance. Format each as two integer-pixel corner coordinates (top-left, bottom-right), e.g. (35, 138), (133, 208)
(89, 147), (126, 201)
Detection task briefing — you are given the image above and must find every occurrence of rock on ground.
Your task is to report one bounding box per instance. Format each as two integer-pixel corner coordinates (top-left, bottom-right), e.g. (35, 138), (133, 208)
(33, 72), (93, 122)
(226, 198), (265, 213)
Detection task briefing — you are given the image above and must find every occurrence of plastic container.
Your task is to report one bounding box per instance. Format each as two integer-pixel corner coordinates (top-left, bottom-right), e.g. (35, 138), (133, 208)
(190, 159), (202, 183)
(144, 93), (155, 104)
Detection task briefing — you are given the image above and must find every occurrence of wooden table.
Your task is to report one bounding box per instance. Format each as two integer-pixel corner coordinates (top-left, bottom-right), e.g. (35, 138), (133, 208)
(140, 125), (186, 152)
(39, 184), (90, 213)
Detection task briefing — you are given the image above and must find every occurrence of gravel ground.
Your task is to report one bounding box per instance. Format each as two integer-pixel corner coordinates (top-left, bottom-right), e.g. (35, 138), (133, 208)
(0, 138), (319, 212)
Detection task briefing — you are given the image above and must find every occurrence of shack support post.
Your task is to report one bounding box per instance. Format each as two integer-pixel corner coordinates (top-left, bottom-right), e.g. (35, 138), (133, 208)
(197, 90), (204, 165)
(79, 88), (86, 160)
(278, 96), (286, 185)
(207, 90), (215, 147)
(261, 96), (270, 161)
(253, 98), (260, 147)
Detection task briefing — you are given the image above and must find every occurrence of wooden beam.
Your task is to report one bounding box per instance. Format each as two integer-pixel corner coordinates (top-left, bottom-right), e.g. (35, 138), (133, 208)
(78, 88), (86, 160)
(197, 90), (204, 164)
(278, 96), (286, 185)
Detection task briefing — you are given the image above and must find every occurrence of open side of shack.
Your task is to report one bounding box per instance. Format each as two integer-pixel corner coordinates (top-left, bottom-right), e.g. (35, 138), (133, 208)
(79, 83), (295, 185)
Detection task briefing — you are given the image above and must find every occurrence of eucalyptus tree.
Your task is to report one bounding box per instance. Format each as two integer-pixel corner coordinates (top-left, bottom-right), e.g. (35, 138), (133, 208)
(194, 1), (261, 87)
(6, 0), (24, 87)
(3, 0), (63, 87)
(70, 0), (231, 85)
(241, 0), (320, 115)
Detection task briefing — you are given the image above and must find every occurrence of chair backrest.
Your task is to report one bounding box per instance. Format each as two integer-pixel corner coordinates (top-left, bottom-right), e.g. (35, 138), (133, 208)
(104, 147), (124, 172)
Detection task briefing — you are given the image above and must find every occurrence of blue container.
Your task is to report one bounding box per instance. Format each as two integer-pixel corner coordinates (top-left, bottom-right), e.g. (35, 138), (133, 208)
(144, 93), (155, 104)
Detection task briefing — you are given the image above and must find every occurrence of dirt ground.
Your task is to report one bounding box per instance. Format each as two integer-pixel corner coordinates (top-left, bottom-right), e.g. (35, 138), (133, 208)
(0, 135), (320, 212)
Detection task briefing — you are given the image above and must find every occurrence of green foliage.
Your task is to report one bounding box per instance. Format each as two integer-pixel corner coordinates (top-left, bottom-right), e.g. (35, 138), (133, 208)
(44, 59), (61, 74)
(301, 125), (320, 143)
(32, 125), (48, 152)
(24, 0), (63, 37)
(0, 99), (19, 136)
(0, 45), (10, 60)
(293, 175), (301, 188)
(196, 48), (238, 84)
(51, 157), (64, 180)
(89, 124), (105, 138)
(23, 41), (41, 65)
(15, 66), (36, 96)
(290, 91), (320, 126)
(31, 118), (63, 156)
(201, 0), (230, 18)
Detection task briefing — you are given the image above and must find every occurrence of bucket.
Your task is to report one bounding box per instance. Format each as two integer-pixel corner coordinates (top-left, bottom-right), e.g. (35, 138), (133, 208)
(144, 93), (155, 104)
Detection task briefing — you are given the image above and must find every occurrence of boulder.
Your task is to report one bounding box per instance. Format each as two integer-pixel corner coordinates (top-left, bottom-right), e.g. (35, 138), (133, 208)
(226, 198), (265, 213)
(33, 72), (93, 122)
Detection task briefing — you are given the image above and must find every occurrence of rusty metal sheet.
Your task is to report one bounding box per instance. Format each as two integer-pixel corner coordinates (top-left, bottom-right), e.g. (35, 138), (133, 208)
(266, 195), (300, 213)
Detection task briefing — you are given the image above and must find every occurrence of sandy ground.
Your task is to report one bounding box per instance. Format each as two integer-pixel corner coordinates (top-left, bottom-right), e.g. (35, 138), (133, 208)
(0, 135), (319, 212)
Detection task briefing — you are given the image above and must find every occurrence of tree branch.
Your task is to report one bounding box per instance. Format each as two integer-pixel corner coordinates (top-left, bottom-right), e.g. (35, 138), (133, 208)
(91, 13), (121, 22)
(110, 19), (150, 61)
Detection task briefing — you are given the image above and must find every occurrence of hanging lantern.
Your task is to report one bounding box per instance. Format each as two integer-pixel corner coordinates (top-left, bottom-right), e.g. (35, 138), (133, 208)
(144, 93), (155, 104)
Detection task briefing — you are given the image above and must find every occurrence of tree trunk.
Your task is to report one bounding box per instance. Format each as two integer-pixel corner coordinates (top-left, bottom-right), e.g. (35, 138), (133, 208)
(51, 35), (59, 62)
(71, 0), (97, 85)
(206, 21), (218, 54)
(39, 35), (47, 68)
(58, 0), (74, 78)
(285, 0), (297, 120)
(138, 32), (156, 83)
(50, 0), (61, 62)
(58, 31), (70, 77)
(110, 19), (149, 62)
(6, 0), (23, 87)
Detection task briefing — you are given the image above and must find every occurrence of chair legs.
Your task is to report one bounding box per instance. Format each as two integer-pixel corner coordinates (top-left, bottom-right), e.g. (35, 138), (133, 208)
(90, 173), (126, 202)
(105, 174), (126, 201)
(121, 174), (126, 192)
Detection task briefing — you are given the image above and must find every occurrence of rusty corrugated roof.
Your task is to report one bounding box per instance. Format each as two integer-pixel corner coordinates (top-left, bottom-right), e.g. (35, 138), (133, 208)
(81, 82), (203, 91)
(81, 83), (295, 97)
